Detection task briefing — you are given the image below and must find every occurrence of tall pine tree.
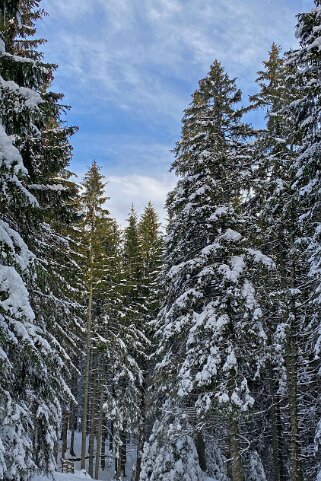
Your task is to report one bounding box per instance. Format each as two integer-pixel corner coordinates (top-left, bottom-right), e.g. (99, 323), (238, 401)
(0, 1), (80, 479)
(149, 61), (272, 481)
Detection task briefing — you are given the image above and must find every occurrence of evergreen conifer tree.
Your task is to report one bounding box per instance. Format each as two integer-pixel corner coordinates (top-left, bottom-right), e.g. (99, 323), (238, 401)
(284, 2), (321, 478)
(79, 161), (108, 471)
(151, 61), (272, 481)
(0, 1), (80, 478)
(140, 410), (203, 481)
(134, 202), (163, 481)
(248, 43), (300, 481)
(249, 36), (317, 481)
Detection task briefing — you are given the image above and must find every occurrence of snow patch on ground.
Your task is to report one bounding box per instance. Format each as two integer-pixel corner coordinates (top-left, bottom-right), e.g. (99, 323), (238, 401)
(31, 465), (219, 481)
(33, 470), (91, 480)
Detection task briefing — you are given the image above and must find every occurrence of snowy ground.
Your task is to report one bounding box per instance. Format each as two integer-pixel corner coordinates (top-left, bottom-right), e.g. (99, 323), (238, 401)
(33, 471), (217, 481)
(34, 471), (91, 480)
(34, 473), (217, 481)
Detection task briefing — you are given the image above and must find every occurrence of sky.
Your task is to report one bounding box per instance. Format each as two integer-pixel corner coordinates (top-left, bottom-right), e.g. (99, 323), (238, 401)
(37, 0), (312, 226)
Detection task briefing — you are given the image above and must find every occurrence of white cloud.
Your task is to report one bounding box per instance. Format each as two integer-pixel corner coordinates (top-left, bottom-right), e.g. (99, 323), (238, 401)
(41, 0), (302, 123)
(38, 0), (307, 227)
(106, 173), (176, 227)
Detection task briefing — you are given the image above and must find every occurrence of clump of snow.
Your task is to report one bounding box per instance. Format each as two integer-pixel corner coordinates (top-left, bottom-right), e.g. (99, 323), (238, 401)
(218, 256), (245, 282)
(0, 265), (35, 321)
(209, 206), (229, 221)
(247, 248), (275, 269)
(0, 123), (27, 175)
(221, 228), (242, 242)
(0, 76), (43, 108)
(0, 219), (34, 270)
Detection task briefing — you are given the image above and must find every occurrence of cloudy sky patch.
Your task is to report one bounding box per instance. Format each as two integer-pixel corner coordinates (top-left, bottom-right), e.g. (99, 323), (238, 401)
(38, 0), (311, 224)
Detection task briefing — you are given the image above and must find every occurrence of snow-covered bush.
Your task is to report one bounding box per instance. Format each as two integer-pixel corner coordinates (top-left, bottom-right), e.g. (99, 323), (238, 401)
(140, 417), (204, 481)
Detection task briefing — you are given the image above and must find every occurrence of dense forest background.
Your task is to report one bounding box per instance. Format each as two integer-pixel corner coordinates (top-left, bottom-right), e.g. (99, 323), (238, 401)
(1, 1), (321, 481)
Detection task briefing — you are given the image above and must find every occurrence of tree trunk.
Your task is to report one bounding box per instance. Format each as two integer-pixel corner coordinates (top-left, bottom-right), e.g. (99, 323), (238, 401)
(70, 401), (78, 458)
(286, 300), (303, 481)
(95, 368), (105, 479)
(116, 431), (127, 479)
(61, 409), (68, 460)
(196, 431), (207, 472)
(54, 438), (58, 465)
(81, 232), (94, 470)
(101, 423), (107, 470)
(70, 373), (78, 458)
(135, 381), (146, 481)
(268, 334), (281, 481)
(88, 354), (98, 478)
(229, 415), (243, 481)
(277, 396), (287, 481)
(121, 432), (127, 476)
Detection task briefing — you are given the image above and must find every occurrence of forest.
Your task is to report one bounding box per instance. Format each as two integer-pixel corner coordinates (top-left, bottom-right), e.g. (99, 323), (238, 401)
(1, 1), (321, 481)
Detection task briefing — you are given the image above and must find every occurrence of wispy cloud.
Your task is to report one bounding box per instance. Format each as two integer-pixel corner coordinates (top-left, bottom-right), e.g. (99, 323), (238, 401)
(71, 133), (173, 176)
(41, 0), (303, 120)
(38, 0), (309, 223)
(106, 173), (176, 227)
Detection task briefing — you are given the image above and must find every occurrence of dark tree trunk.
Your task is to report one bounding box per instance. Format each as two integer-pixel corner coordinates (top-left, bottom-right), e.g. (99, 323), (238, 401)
(135, 381), (146, 481)
(61, 409), (69, 460)
(229, 415), (243, 481)
(196, 432), (207, 472)
(88, 354), (98, 478)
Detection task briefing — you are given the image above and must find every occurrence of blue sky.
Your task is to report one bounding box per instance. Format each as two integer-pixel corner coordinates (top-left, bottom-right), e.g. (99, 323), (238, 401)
(38, 0), (311, 225)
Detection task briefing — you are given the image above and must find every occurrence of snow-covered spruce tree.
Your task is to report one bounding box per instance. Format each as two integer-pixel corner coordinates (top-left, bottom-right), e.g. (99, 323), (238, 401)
(250, 35), (320, 480)
(105, 206), (147, 480)
(245, 451), (267, 481)
(90, 215), (123, 479)
(140, 408), (204, 481)
(0, 1), (80, 479)
(153, 61), (273, 481)
(79, 161), (108, 472)
(286, 2), (321, 478)
(248, 43), (300, 481)
(205, 439), (229, 481)
(134, 202), (163, 481)
(138, 202), (163, 331)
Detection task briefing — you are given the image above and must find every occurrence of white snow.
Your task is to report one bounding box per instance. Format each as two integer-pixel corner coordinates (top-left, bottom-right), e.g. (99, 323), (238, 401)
(0, 265), (35, 321)
(222, 349), (237, 372)
(308, 35), (321, 51)
(221, 228), (242, 242)
(0, 76), (42, 109)
(0, 219), (34, 270)
(0, 123), (27, 175)
(247, 248), (275, 268)
(218, 256), (245, 282)
(33, 471), (91, 481)
(209, 206), (229, 221)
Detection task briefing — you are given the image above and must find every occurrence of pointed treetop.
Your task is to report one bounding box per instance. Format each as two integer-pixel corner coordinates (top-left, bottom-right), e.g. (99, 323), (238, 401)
(192, 59), (241, 110)
(0, 0), (47, 57)
(126, 204), (138, 227)
(249, 43), (284, 111)
(125, 204), (138, 232)
(139, 202), (161, 243)
(81, 161), (109, 220)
